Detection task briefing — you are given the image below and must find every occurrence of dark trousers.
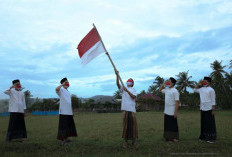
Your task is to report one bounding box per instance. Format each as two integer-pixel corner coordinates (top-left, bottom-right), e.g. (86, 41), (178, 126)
(57, 114), (77, 140)
(199, 110), (217, 141)
(164, 114), (179, 141)
(6, 112), (27, 141)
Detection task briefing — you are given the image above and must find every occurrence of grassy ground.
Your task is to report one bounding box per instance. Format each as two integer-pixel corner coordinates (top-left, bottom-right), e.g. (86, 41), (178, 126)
(0, 110), (231, 157)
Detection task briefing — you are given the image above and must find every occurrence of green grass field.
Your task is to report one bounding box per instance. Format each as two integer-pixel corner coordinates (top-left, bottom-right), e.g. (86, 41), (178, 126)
(0, 110), (232, 157)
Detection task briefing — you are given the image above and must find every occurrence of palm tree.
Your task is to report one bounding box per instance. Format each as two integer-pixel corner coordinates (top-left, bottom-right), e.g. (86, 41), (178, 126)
(210, 60), (227, 80)
(147, 85), (156, 94)
(175, 71), (196, 106)
(229, 60), (232, 69)
(153, 76), (164, 87)
(148, 76), (164, 94)
(113, 90), (122, 99)
(210, 60), (231, 107)
(24, 90), (33, 106)
(176, 71), (196, 93)
(137, 90), (146, 98)
(225, 72), (232, 89)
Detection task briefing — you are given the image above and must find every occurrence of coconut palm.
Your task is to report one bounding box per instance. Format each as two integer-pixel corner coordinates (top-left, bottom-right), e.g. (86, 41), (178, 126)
(225, 72), (232, 89)
(210, 60), (231, 108)
(24, 90), (33, 106)
(113, 90), (122, 99)
(210, 60), (227, 80)
(229, 60), (232, 69)
(137, 90), (146, 98)
(148, 76), (164, 94)
(153, 76), (165, 88)
(176, 71), (196, 93)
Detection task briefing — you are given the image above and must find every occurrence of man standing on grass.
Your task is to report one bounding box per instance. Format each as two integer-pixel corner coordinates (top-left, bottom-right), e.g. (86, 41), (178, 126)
(194, 76), (216, 143)
(159, 77), (179, 142)
(56, 77), (77, 145)
(115, 70), (139, 148)
(4, 79), (27, 142)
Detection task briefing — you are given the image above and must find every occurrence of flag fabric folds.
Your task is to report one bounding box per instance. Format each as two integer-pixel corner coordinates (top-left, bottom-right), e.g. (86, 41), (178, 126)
(77, 28), (106, 66)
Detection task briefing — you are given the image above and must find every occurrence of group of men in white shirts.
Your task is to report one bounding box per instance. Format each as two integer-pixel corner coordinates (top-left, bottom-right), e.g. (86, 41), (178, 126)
(3, 75), (216, 146)
(158, 76), (216, 144)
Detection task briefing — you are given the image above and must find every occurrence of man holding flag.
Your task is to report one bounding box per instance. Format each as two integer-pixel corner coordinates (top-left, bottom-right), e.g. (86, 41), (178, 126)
(115, 71), (139, 148)
(77, 24), (138, 148)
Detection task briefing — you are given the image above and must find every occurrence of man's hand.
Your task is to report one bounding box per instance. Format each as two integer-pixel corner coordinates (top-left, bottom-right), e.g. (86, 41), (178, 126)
(10, 85), (15, 89)
(174, 112), (177, 118)
(123, 86), (128, 92)
(115, 70), (121, 90)
(198, 80), (202, 86)
(212, 105), (216, 116)
(159, 82), (166, 92)
(115, 70), (119, 76)
(162, 82), (166, 87)
(212, 110), (215, 116)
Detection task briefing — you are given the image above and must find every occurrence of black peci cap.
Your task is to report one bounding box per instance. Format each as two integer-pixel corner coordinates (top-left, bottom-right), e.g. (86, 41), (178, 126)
(12, 79), (20, 85)
(169, 77), (177, 84)
(60, 77), (68, 84)
(204, 76), (212, 83)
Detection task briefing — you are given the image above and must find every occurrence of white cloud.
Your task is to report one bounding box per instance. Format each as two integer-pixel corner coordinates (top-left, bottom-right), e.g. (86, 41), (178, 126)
(0, 0), (232, 98)
(1, 0), (232, 52)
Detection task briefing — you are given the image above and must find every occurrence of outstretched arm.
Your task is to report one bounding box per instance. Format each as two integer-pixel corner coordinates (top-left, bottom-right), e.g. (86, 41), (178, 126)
(115, 70), (121, 90)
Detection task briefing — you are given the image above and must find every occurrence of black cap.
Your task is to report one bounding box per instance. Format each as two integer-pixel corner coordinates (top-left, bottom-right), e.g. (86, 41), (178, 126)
(12, 79), (20, 85)
(204, 76), (212, 83)
(169, 77), (177, 84)
(60, 77), (67, 84)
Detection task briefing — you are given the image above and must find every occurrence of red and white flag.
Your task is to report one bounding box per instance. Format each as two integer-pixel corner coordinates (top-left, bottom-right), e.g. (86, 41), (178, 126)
(77, 27), (106, 66)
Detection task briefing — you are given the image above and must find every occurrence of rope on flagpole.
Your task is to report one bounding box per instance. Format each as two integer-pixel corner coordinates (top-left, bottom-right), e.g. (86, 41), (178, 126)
(93, 23), (125, 88)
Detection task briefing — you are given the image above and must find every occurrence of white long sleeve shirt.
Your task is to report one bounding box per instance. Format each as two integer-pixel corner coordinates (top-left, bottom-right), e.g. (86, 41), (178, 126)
(194, 87), (216, 111)
(120, 86), (137, 112)
(4, 88), (26, 113)
(56, 87), (73, 115)
(162, 87), (179, 115)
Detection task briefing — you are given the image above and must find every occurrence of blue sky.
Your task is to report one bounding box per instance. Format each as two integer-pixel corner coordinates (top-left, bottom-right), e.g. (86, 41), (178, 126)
(0, 0), (232, 99)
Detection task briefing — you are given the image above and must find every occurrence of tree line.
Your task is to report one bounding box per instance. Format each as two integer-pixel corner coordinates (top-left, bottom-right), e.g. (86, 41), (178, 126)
(23, 59), (231, 112)
(134, 60), (232, 110)
(25, 94), (121, 112)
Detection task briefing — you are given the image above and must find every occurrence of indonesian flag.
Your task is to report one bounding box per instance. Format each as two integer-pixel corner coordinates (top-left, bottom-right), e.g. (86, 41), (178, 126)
(77, 27), (106, 66)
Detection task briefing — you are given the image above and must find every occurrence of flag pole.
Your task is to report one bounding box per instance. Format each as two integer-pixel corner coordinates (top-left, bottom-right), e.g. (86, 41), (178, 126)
(93, 23), (125, 87)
